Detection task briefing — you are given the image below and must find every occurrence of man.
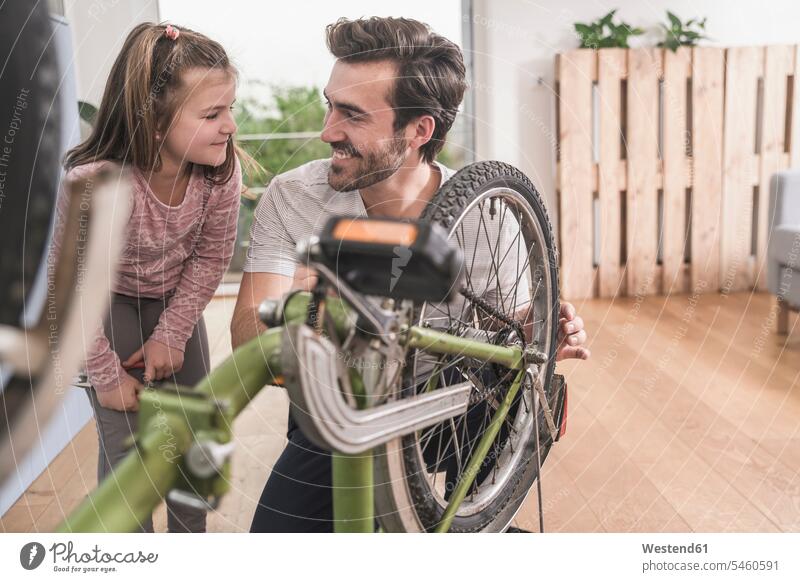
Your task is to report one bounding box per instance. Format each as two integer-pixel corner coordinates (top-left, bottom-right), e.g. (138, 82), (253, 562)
(231, 16), (589, 532)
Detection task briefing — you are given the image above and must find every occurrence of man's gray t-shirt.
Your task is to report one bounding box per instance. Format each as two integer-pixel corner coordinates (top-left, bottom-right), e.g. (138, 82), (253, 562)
(244, 159), (531, 326)
(244, 159), (453, 277)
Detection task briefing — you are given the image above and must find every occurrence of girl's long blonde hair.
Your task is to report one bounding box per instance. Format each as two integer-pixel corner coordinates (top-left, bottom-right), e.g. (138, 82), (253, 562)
(66, 22), (251, 185)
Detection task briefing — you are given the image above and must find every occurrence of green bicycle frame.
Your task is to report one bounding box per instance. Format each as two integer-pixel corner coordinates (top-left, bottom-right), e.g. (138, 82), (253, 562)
(58, 292), (529, 533)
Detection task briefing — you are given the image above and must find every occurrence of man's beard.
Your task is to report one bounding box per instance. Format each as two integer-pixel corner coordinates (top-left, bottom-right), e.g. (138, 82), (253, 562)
(328, 133), (408, 192)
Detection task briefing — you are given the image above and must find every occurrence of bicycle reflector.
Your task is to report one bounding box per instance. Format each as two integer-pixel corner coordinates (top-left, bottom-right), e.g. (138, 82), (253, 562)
(314, 216), (464, 303)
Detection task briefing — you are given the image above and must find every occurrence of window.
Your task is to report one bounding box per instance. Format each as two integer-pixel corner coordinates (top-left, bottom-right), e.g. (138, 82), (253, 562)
(159, 0), (475, 275)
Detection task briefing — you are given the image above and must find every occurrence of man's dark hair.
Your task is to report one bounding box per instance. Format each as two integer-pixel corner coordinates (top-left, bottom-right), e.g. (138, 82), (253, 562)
(326, 17), (467, 163)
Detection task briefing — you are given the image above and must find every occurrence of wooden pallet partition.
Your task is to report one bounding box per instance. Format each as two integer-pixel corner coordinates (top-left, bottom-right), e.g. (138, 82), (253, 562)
(556, 45), (798, 300)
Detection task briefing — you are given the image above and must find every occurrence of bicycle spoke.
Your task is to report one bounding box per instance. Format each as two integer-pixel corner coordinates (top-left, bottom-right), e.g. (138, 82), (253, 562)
(476, 202), (507, 315)
(431, 424), (447, 487)
(449, 418), (463, 476)
(419, 425), (439, 455)
(453, 213), (484, 328)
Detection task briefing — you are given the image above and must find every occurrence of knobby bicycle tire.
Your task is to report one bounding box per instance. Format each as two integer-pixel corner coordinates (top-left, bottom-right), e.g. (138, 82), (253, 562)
(375, 161), (561, 532)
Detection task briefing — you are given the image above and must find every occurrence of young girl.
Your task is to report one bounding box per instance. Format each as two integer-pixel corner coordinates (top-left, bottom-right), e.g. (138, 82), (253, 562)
(54, 22), (245, 532)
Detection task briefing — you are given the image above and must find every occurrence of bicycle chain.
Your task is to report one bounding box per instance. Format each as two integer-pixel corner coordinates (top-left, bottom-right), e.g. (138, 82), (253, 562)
(458, 287), (529, 405)
(458, 287), (526, 340)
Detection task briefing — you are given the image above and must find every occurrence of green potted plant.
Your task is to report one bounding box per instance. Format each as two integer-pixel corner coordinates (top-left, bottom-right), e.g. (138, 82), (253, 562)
(658, 11), (708, 51)
(573, 9), (644, 49)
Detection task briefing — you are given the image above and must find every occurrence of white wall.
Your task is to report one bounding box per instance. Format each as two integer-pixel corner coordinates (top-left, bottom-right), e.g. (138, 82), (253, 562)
(159, 0), (461, 105)
(471, 0), (800, 227)
(63, 0), (160, 106)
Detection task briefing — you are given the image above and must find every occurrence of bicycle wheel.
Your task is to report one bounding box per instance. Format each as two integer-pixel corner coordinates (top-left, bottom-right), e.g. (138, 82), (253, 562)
(374, 161), (560, 532)
(0, 0), (62, 479)
(0, 0), (131, 481)
(0, 0), (61, 325)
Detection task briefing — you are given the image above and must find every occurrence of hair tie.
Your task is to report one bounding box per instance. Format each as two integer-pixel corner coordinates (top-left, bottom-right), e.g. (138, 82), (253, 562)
(164, 25), (180, 41)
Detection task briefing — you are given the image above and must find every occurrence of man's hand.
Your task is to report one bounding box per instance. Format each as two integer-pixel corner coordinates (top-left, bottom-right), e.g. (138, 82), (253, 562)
(231, 271), (303, 349)
(555, 301), (590, 361)
(95, 372), (143, 412)
(122, 339), (184, 383)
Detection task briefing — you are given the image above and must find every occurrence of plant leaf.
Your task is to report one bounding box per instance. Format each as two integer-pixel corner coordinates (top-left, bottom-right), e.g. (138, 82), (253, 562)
(600, 9), (616, 26)
(78, 101), (98, 126)
(667, 11), (681, 28)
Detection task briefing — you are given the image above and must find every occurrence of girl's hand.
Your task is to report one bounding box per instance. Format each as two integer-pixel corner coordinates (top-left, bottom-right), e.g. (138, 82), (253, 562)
(122, 339), (185, 383)
(95, 372), (143, 412)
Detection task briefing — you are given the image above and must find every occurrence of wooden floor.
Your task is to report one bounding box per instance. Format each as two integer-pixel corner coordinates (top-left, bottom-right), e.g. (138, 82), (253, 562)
(3, 291), (799, 532)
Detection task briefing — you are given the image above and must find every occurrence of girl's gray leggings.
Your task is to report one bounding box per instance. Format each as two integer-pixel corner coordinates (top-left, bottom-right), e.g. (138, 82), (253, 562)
(84, 292), (210, 533)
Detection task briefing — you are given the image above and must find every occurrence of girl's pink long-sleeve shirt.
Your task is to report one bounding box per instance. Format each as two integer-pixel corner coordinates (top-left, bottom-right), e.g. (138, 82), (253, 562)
(52, 159), (242, 392)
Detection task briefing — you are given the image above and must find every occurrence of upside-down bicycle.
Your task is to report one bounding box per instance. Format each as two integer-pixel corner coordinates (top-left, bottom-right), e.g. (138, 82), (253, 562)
(0, 1), (566, 532)
(58, 161), (567, 533)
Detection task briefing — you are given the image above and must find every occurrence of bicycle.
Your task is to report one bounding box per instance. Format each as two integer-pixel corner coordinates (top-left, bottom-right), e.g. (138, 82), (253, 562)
(0, 3), (566, 530)
(56, 161), (568, 533)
